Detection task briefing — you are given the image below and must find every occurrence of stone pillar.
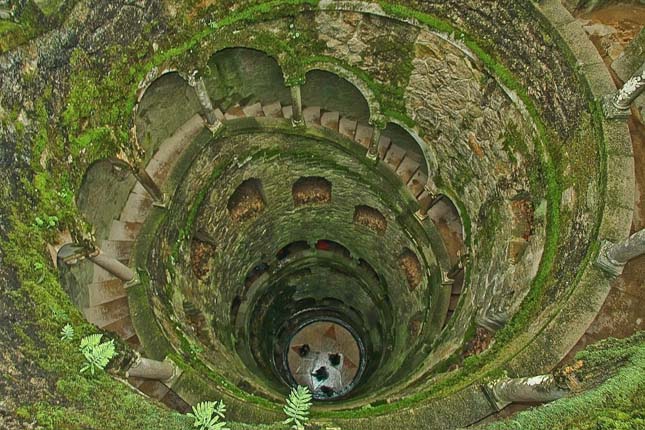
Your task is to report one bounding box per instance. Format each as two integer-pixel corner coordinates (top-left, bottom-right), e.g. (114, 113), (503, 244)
(194, 77), (218, 125)
(367, 126), (382, 160)
(126, 354), (177, 382)
(290, 85), (303, 126)
(485, 375), (568, 411)
(603, 63), (645, 119)
(595, 228), (645, 277)
(133, 166), (165, 206)
(108, 157), (165, 207)
(88, 250), (135, 282)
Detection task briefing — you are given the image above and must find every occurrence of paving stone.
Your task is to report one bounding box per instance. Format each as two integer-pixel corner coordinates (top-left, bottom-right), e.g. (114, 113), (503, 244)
(377, 136), (391, 159)
(83, 297), (130, 328)
(109, 220), (142, 241)
(262, 101), (283, 118)
(282, 105), (293, 119)
(407, 170), (428, 197)
(383, 144), (406, 171)
(242, 102), (264, 117)
(88, 279), (127, 306)
(321, 111), (340, 131)
(354, 124), (374, 148)
(396, 155), (421, 184)
(303, 106), (322, 125)
(339, 117), (357, 139)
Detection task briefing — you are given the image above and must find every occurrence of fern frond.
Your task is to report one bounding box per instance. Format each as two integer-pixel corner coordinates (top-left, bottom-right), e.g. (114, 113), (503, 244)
(283, 385), (312, 430)
(187, 400), (229, 430)
(60, 323), (74, 341)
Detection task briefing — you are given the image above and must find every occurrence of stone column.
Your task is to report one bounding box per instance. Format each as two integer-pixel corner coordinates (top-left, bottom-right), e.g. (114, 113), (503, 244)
(133, 166), (165, 206)
(126, 354), (178, 382)
(485, 375), (568, 411)
(290, 85), (304, 126)
(367, 126), (382, 160)
(596, 228), (645, 277)
(603, 63), (645, 119)
(194, 77), (218, 125)
(108, 157), (165, 207)
(88, 250), (135, 282)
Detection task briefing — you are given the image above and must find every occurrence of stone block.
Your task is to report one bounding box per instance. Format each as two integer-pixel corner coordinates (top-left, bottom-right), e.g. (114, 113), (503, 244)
(582, 61), (616, 100)
(383, 144), (406, 171)
(103, 316), (137, 340)
(109, 219), (142, 241)
(303, 106), (322, 125)
(83, 297), (130, 328)
(262, 101), (283, 118)
(88, 279), (127, 306)
(598, 205), (633, 242)
(603, 120), (633, 157)
(339, 117), (357, 139)
(605, 153), (635, 211)
(354, 123), (374, 148)
(100, 239), (134, 261)
(407, 170), (427, 197)
(282, 105), (293, 119)
(537, 0), (576, 28)
(224, 105), (245, 120)
(396, 155), (420, 184)
(321, 111), (340, 131)
(377, 136), (391, 160)
(242, 102), (264, 117)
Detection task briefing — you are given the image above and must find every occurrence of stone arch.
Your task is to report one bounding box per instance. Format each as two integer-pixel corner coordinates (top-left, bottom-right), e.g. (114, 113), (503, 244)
(315, 239), (351, 259)
(133, 71), (201, 160)
(398, 248), (423, 291)
(292, 176), (332, 206)
(227, 178), (266, 222)
(301, 66), (378, 122)
(427, 194), (465, 268)
(276, 241), (310, 261)
(353, 205), (387, 235)
(204, 47), (291, 110)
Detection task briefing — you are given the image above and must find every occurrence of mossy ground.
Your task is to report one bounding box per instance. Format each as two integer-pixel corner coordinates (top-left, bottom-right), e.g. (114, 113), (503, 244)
(0, 0), (634, 428)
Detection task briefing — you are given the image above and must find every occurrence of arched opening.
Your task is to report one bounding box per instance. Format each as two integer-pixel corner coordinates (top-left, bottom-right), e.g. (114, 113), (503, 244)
(134, 72), (201, 161)
(301, 70), (370, 123)
(243, 262), (270, 291)
(379, 123), (430, 198)
(428, 195), (465, 269)
(292, 177), (332, 206)
(353, 205), (387, 235)
(276, 241), (310, 261)
(227, 178), (266, 222)
(398, 248), (423, 291)
(204, 48), (291, 113)
(315, 240), (351, 259)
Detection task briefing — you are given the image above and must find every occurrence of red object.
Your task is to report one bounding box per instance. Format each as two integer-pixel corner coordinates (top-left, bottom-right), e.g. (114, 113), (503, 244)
(316, 240), (331, 251)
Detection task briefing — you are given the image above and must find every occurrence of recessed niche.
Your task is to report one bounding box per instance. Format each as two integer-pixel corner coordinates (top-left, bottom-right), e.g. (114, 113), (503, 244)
(358, 258), (380, 283)
(190, 238), (216, 280)
(315, 240), (351, 259)
(398, 248), (423, 291)
(292, 177), (332, 206)
(276, 241), (310, 261)
(353, 205), (387, 234)
(227, 178), (266, 222)
(244, 262), (269, 290)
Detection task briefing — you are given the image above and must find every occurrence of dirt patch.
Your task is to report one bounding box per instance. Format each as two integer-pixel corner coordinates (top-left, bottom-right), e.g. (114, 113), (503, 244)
(398, 249), (423, 291)
(463, 327), (494, 357)
(190, 239), (216, 279)
(579, 4), (645, 64)
(227, 178), (266, 222)
(292, 177), (332, 206)
(353, 205), (387, 234)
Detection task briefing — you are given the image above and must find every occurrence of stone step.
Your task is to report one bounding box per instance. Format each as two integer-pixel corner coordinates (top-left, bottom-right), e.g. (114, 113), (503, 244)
(407, 170), (428, 198)
(354, 124), (374, 149)
(138, 380), (170, 399)
(448, 294), (460, 311)
(214, 108), (225, 121)
(109, 220), (142, 241)
(262, 101), (283, 118)
(91, 264), (121, 284)
(120, 192), (153, 224)
(377, 136), (392, 160)
(100, 240), (133, 261)
(88, 279), (127, 306)
(303, 106), (321, 125)
(383, 144), (406, 171)
(396, 155), (421, 184)
(242, 102), (264, 117)
(224, 105), (245, 120)
(320, 111), (340, 131)
(339, 117), (357, 140)
(83, 297), (130, 328)
(282, 105), (293, 120)
(102, 315), (137, 340)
